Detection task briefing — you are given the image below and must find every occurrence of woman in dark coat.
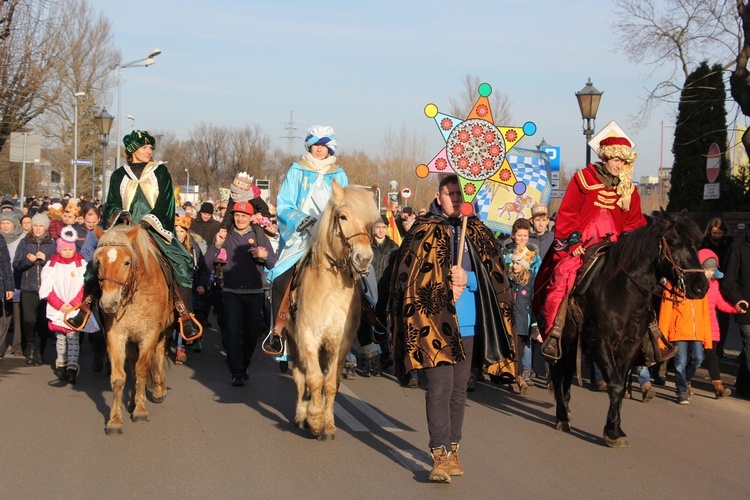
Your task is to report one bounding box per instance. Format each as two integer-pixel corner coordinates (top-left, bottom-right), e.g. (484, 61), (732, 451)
(13, 213), (56, 365)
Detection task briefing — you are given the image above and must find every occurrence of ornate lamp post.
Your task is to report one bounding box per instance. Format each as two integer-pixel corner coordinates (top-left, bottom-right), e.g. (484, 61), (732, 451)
(575, 78), (603, 165)
(94, 108), (114, 201)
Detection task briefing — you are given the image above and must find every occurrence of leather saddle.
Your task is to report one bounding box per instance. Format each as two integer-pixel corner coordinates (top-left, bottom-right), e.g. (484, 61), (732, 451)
(571, 239), (613, 297)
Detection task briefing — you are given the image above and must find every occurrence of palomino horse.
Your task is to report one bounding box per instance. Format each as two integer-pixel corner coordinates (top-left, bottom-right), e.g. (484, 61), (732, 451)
(92, 224), (174, 435)
(287, 180), (380, 440)
(547, 212), (708, 447)
(496, 194), (533, 221)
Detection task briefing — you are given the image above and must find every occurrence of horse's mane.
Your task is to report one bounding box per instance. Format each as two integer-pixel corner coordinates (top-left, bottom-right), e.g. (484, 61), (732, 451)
(600, 212), (701, 281)
(310, 185), (380, 264)
(94, 224), (160, 274)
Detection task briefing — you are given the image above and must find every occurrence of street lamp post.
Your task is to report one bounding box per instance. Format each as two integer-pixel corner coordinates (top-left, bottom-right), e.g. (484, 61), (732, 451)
(185, 168), (190, 202)
(115, 48), (161, 171)
(575, 78), (603, 166)
(73, 91), (86, 198)
(94, 108), (114, 202)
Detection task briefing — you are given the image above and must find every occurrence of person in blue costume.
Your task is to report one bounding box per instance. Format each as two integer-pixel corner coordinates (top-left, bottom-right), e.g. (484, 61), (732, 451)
(262, 125), (349, 355)
(262, 126), (384, 356)
(65, 131), (200, 339)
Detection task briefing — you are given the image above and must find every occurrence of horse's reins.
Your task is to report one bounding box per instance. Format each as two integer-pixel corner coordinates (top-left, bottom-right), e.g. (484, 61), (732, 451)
(96, 241), (140, 308)
(324, 213), (370, 275)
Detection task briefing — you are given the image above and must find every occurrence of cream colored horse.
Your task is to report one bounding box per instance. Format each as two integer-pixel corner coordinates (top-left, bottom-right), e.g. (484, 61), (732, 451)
(287, 181), (380, 440)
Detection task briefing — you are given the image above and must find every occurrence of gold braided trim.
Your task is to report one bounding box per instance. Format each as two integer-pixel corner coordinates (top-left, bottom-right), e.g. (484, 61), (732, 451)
(576, 170), (604, 190)
(594, 201), (615, 210)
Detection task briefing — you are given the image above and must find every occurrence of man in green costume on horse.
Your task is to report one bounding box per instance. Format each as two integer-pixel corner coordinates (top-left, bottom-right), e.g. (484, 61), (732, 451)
(65, 130), (201, 340)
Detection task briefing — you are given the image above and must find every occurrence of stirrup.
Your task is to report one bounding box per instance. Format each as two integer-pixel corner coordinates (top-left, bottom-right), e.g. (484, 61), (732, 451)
(178, 313), (203, 342)
(63, 305), (90, 332)
(541, 336), (561, 363)
(262, 330), (285, 357)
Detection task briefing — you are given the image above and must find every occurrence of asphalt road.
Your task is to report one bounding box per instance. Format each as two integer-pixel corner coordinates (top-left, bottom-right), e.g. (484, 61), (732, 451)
(1, 320), (748, 499)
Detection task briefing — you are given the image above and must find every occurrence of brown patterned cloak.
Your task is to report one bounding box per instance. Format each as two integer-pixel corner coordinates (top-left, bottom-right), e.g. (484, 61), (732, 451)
(390, 213), (516, 385)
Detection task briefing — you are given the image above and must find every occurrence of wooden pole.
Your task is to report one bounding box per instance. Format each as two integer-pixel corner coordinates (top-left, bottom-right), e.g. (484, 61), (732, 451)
(455, 215), (469, 268)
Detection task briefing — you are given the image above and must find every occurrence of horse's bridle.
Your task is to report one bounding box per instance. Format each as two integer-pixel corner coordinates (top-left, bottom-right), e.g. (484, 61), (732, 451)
(96, 242), (139, 307)
(325, 213), (371, 275)
(658, 234), (704, 297)
(623, 234), (703, 303)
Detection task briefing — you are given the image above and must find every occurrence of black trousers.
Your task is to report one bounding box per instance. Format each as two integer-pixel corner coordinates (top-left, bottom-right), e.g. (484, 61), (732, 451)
(424, 336), (474, 450)
(20, 291), (48, 353)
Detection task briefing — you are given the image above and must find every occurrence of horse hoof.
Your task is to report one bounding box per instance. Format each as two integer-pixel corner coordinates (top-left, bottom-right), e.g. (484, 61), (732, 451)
(603, 433), (630, 448)
(105, 425), (123, 436)
(317, 432), (335, 441)
(152, 393), (167, 404)
(555, 421), (572, 433)
(131, 413), (149, 423)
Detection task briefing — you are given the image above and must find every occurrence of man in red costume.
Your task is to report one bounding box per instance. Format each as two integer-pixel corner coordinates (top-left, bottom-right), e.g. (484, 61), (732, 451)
(534, 136), (675, 362)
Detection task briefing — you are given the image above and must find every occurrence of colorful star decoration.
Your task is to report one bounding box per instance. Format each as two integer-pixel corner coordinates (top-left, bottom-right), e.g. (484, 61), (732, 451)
(416, 82), (536, 216)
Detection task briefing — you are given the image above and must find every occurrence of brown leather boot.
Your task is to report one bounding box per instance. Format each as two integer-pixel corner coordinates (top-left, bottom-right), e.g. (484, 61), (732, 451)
(648, 319), (678, 363)
(713, 380), (732, 399)
(429, 446), (452, 483)
(449, 443), (464, 476)
(541, 296), (568, 363)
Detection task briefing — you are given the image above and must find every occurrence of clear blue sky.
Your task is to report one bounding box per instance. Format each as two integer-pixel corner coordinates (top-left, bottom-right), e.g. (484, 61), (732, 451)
(98, 0), (691, 178)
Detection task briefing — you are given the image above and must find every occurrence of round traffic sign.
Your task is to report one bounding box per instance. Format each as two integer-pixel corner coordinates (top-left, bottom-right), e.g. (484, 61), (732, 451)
(706, 143), (720, 183)
(401, 187), (412, 199)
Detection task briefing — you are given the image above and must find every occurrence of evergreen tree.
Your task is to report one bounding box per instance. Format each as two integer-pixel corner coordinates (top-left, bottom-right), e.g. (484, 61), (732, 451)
(667, 61), (730, 212)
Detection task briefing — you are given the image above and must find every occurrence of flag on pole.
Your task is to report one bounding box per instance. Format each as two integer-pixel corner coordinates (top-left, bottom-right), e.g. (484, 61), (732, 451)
(383, 196), (402, 246)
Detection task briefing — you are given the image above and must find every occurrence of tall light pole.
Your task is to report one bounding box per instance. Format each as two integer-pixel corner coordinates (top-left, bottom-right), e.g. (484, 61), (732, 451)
(185, 168), (190, 202)
(115, 48), (161, 171)
(94, 108), (114, 202)
(575, 78), (603, 166)
(73, 91), (86, 198)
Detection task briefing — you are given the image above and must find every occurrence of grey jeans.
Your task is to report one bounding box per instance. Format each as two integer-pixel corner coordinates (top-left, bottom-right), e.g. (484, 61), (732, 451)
(424, 336), (474, 450)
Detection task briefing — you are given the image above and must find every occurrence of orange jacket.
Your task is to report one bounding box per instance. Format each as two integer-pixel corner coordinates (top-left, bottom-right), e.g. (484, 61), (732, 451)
(658, 287), (712, 348)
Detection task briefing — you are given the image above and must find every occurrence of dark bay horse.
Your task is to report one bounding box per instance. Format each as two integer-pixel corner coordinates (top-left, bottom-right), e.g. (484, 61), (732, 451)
(549, 212), (708, 447)
(92, 225), (174, 435)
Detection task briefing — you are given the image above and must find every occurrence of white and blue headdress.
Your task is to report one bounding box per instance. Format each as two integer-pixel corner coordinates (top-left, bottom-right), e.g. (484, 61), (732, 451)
(304, 125), (337, 156)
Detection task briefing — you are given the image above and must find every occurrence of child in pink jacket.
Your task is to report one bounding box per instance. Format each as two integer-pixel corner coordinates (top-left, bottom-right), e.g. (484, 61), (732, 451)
(699, 249), (747, 398)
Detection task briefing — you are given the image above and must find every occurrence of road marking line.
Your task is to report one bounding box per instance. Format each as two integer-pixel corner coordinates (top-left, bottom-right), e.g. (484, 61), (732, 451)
(389, 448), (430, 472)
(338, 384), (402, 432)
(334, 402), (369, 432)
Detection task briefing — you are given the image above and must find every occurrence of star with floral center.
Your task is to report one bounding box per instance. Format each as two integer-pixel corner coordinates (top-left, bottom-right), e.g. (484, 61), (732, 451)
(416, 83), (536, 216)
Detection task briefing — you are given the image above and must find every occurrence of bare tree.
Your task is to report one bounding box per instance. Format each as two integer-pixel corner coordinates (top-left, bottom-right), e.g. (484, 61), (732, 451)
(0, 0), (65, 194)
(448, 74), (513, 124)
(730, 1), (750, 153)
(612, 0), (740, 124)
(35, 0), (119, 194)
(226, 124), (271, 182)
(185, 123), (228, 199)
(0, 0), (64, 153)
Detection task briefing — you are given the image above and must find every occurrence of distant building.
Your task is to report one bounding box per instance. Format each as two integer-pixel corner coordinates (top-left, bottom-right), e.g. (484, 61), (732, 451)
(32, 163), (66, 198)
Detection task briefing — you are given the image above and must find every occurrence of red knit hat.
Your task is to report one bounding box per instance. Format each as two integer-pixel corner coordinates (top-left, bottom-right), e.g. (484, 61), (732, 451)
(599, 137), (632, 148)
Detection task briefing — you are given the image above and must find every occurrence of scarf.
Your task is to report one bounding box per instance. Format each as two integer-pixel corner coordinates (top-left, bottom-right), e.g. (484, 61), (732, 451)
(300, 152), (337, 173)
(1, 222), (23, 244)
